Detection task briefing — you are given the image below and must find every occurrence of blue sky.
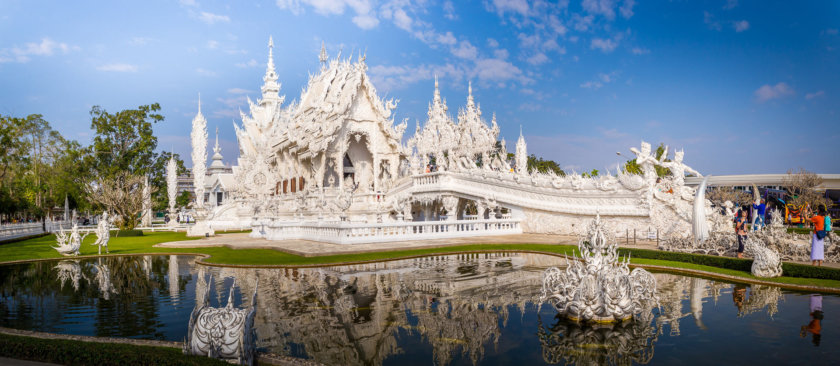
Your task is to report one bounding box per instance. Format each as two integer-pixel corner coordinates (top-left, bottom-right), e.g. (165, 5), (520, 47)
(1, 0), (838, 175)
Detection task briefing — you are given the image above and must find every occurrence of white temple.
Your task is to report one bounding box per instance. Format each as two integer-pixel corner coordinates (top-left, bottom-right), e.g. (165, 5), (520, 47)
(189, 37), (709, 244)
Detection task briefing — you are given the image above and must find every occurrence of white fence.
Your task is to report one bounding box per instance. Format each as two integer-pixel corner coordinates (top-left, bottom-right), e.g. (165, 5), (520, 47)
(251, 218), (522, 245)
(0, 223), (45, 242)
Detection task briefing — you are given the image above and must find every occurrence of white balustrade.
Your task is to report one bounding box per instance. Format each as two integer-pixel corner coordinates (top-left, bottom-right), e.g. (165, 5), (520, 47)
(0, 223), (45, 241)
(255, 218), (521, 245)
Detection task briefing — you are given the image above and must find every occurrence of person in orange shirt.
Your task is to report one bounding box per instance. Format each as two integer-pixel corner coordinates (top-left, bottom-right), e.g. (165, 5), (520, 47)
(800, 294), (823, 347)
(808, 206), (827, 266)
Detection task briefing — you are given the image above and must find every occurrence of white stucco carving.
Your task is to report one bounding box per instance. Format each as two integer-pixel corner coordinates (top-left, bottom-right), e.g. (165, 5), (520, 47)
(92, 211), (110, 255)
(184, 274), (257, 366)
(540, 215), (659, 323)
(167, 155), (178, 223)
(53, 224), (87, 256)
(191, 95), (208, 209)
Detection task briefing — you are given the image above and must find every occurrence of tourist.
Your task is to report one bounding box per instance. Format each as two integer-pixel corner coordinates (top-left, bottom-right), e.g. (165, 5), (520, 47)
(732, 284), (746, 311)
(735, 209), (748, 259)
(808, 206), (827, 267)
(752, 199), (766, 231)
(800, 294), (823, 346)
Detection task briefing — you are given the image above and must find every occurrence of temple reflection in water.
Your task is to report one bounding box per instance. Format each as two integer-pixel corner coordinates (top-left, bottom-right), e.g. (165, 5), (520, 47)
(198, 253), (784, 366)
(0, 253), (812, 366)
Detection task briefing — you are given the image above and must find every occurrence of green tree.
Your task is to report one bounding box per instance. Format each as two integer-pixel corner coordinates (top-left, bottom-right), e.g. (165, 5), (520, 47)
(83, 103), (168, 227)
(0, 114), (88, 221)
(148, 151), (187, 211)
(86, 103), (164, 177)
(623, 143), (671, 177)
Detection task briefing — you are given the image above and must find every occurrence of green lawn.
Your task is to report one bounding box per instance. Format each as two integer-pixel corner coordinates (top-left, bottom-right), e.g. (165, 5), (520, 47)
(2, 231), (840, 290)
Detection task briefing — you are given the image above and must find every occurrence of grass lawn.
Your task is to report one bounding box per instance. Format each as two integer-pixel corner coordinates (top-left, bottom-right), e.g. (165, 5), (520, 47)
(2, 231), (839, 290)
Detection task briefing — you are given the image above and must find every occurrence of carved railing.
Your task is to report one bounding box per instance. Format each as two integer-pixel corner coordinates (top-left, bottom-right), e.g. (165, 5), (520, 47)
(254, 218), (521, 244)
(0, 223), (44, 241)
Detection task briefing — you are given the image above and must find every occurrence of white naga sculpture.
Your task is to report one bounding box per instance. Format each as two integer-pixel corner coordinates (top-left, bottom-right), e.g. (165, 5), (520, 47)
(166, 155), (178, 226)
(53, 224), (88, 256)
(92, 211), (110, 255)
(540, 215), (659, 323)
(746, 236), (783, 278)
(184, 275), (258, 366)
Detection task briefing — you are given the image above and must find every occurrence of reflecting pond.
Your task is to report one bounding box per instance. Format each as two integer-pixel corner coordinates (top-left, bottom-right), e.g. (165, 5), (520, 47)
(0, 253), (837, 365)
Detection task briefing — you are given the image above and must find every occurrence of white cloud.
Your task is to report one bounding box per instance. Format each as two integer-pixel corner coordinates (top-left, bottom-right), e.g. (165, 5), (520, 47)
(369, 63), (460, 91)
(353, 14), (379, 29)
(723, 0), (738, 10)
(582, 0), (616, 20)
(471, 58), (529, 84)
(198, 11), (230, 24)
(619, 0), (635, 19)
(805, 90), (825, 100)
(493, 48), (509, 59)
(97, 63), (138, 72)
(754, 82), (794, 103)
(443, 1), (457, 20)
(526, 52), (548, 65)
(235, 59), (259, 68)
(580, 81), (603, 90)
(487, 38), (499, 48)
(580, 72), (617, 90)
(196, 68), (217, 76)
(206, 40), (219, 49)
(590, 38), (618, 53)
(0, 37), (77, 63)
(227, 88), (252, 94)
(733, 20), (749, 32)
(491, 0), (530, 17)
(279, 0), (380, 30)
(631, 47), (650, 55)
(704, 11), (721, 31)
(129, 37), (155, 46)
(572, 14), (594, 31)
(436, 31), (457, 45)
(451, 40), (478, 60)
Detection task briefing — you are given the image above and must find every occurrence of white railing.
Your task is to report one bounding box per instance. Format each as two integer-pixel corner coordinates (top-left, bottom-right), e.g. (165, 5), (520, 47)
(252, 218), (522, 245)
(0, 223), (44, 241)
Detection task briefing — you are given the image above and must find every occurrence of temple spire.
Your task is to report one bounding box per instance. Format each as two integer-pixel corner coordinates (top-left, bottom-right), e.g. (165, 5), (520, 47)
(319, 41), (328, 66)
(467, 81), (475, 108)
(260, 36), (281, 106)
(214, 126), (220, 154)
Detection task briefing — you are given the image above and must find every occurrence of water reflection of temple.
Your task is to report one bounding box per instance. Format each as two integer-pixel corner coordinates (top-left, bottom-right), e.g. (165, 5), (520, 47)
(208, 253), (562, 366)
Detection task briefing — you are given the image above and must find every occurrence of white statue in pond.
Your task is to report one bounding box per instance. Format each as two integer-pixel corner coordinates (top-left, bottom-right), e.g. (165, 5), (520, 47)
(92, 211), (110, 255)
(184, 274), (258, 366)
(540, 214), (659, 323)
(53, 224), (88, 256)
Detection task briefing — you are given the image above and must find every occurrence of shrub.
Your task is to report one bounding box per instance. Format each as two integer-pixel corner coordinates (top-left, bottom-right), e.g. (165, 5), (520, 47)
(617, 247), (840, 281)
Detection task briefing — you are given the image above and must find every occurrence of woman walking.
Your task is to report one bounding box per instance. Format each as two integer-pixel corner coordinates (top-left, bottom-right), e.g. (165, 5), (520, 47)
(808, 206), (827, 266)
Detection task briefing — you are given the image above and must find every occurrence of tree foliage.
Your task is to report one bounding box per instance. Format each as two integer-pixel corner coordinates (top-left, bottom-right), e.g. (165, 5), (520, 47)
(623, 142), (671, 177)
(0, 114), (89, 220)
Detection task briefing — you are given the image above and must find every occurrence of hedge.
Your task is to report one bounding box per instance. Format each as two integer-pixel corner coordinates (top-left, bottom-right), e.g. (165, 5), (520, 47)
(0, 333), (228, 366)
(787, 227), (840, 235)
(616, 247), (840, 281)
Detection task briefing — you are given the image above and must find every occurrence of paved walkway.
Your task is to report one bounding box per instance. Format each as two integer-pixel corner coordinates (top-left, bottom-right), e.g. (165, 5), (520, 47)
(156, 232), (660, 257)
